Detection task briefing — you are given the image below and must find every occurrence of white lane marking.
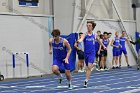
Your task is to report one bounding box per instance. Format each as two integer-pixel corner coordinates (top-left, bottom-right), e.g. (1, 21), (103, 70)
(4, 70), (139, 87)
(25, 85), (46, 88)
(0, 69), (136, 86)
(57, 78), (140, 93)
(119, 87), (140, 93)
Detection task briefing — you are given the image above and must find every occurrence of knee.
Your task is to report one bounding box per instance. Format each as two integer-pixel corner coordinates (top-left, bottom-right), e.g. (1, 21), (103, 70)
(87, 65), (93, 70)
(125, 55), (128, 58)
(52, 67), (59, 73)
(65, 70), (71, 76)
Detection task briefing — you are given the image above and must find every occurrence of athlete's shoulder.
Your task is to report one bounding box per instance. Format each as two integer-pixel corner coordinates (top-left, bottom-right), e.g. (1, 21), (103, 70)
(63, 38), (68, 42)
(49, 38), (53, 43)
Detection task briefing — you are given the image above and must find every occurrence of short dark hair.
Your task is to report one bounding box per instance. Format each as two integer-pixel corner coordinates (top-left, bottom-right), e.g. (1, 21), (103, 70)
(51, 29), (60, 36)
(87, 21), (96, 29)
(122, 31), (126, 33)
(79, 32), (83, 35)
(103, 32), (108, 35)
(97, 30), (101, 33)
(107, 32), (112, 35)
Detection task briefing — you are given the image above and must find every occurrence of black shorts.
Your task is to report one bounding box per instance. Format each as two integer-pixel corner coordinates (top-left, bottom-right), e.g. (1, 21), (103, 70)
(77, 50), (84, 60)
(100, 50), (107, 57)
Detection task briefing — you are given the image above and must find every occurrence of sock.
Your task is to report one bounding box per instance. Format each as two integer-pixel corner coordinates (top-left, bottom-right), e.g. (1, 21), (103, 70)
(85, 79), (88, 82)
(68, 80), (72, 85)
(59, 74), (62, 79)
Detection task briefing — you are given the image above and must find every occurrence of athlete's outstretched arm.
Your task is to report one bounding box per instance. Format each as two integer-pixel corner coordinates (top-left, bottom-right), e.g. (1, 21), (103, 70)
(130, 41), (136, 45)
(49, 38), (53, 54)
(96, 36), (106, 49)
(77, 34), (85, 43)
(74, 41), (79, 50)
(111, 39), (114, 47)
(129, 38), (140, 45)
(64, 39), (72, 64)
(98, 39), (102, 55)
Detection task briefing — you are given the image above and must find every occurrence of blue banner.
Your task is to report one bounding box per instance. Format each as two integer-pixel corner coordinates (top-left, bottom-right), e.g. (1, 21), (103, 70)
(19, 1), (38, 6)
(136, 32), (140, 53)
(56, 33), (78, 73)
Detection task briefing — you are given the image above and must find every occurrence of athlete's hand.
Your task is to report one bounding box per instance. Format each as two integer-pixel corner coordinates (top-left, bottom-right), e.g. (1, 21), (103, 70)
(103, 46), (107, 50)
(78, 48), (83, 52)
(49, 50), (52, 54)
(115, 46), (119, 48)
(63, 58), (69, 64)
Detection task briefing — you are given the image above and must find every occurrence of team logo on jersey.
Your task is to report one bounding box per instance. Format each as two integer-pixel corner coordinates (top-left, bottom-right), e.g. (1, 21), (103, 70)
(86, 38), (95, 41)
(115, 39), (120, 43)
(120, 38), (126, 41)
(53, 46), (64, 50)
(86, 38), (95, 44)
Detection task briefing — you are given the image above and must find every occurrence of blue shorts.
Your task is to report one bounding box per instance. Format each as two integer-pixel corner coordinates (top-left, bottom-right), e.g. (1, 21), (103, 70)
(53, 59), (70, 70)
(113, 50), (120, 57)
(84, 52), (95, 66)
(120, 48), (127, 55)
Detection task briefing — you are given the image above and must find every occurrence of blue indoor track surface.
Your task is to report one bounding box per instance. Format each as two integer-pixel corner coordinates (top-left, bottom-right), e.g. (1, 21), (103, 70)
(1, 67), (140, 93)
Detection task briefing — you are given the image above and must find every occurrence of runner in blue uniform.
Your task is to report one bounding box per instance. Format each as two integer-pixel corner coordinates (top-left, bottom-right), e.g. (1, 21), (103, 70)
(78, 21), (106, 88)
(49, 29), (73, 89)
(111, 31), (121, 69)
(119, 31), (131, 68)
(98, 32), (110, 71)
(95, 30), (101, 70)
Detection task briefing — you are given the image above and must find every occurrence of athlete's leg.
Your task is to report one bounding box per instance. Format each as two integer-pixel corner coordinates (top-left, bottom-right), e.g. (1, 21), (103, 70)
(123, 49), (130, 67)
(84, 53), (95, 88)
(52, 65), (61, 76)
(52, 60), (62, 79)
(64, 63), (73, 89)
(112, 56), (116, 69)
(119, 49), (122, 67)
(52, 65), (63, 84)
(101, 56), (105, 70)
(112, 50), (116, 69)
(124, 54), (129, 65)
(119, 55), (122, 67)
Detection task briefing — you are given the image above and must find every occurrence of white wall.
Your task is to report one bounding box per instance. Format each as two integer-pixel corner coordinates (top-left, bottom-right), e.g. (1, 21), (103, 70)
(112, 0), (133, 20)
(84, 0), (134, 20)
(53, 0), (75, 35)
(137, 8), (140, 33)
(0, 14), (53, 78)
(0, 0), (51, 15)
(86, 0), (113, 19)
(0, 0), (9, 12)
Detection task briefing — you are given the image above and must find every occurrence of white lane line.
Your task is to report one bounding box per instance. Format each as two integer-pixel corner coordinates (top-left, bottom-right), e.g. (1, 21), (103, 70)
(4, 70), (140, 88)
(57, 78), (140, 93)
(5, 73), (140, 91)
(1, 69), (138, 87)
(119, 87), (140, 93)
(0, 69), (136, 86)
(27, 71), (140, 87)
(4, 70), (138, 88)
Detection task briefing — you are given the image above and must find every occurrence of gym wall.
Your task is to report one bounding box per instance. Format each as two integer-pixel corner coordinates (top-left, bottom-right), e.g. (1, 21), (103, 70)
(0, 14), (53, 78)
